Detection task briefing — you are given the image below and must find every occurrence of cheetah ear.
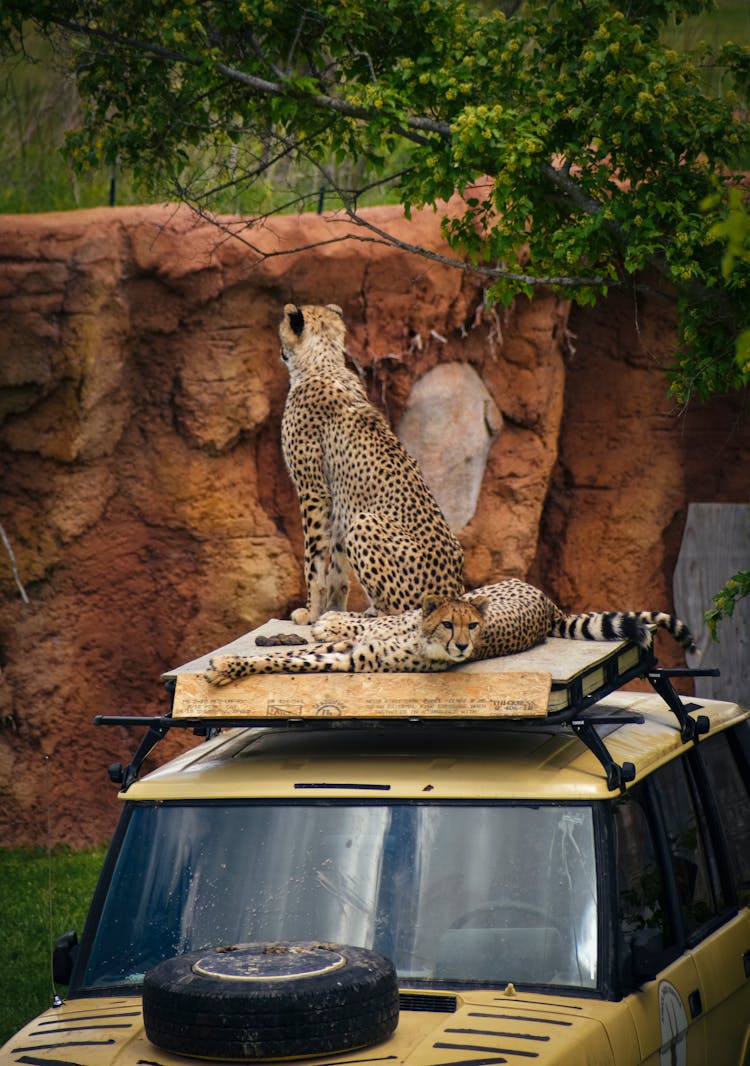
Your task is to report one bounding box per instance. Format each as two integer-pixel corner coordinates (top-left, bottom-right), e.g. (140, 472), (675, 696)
(466, 595), (490, 617)
(326, 304), (344, 318)
(422, 593), (443, 616)
(287, 305), (305, 336)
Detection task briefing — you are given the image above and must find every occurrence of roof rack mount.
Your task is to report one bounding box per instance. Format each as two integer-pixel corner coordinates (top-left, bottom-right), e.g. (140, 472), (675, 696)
(646, 667), (714, 742)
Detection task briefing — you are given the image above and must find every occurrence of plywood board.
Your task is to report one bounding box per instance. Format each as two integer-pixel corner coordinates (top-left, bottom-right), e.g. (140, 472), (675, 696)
(166, 623), (633, 685)
(165, 619), (648, 722)
(164, 618), (313, 677)
(172, 669), (552, 721)
(458, 636), (636, 681)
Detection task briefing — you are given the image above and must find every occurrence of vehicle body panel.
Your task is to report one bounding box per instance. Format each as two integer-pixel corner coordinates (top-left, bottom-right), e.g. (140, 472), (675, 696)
(2, 991), (641, 1066)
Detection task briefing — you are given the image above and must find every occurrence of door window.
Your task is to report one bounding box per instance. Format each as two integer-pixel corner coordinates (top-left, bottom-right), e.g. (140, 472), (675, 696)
(614, 784), (675, 984)
(614, 786), (673, 944)
(698, 727), (750, 906)
(651, 757), (725, 938)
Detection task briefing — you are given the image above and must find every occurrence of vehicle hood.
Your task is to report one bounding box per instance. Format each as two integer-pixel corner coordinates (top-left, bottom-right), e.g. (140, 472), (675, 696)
(1, 988), (633, 1066)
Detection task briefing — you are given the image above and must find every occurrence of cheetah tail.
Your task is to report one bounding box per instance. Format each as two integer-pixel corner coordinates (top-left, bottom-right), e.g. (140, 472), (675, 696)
(636, 611), (697, 653)
(551, 610), (696, 652)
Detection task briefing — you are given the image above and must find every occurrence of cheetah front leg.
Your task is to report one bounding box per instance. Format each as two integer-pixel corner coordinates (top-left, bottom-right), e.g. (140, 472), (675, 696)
(312, 610), (372, 641)
(204, 641), (354, 685)
(323, 538), (350, 613)
(312, 610), (405, 641)
(293, 489), (334, 624)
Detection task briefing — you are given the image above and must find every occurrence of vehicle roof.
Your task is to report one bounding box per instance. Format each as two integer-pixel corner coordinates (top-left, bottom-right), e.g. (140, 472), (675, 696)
(127, 691), (748, 803)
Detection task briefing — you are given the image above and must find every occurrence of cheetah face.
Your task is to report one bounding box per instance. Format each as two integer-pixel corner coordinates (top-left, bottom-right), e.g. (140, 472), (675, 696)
(420, 594), (488, 663)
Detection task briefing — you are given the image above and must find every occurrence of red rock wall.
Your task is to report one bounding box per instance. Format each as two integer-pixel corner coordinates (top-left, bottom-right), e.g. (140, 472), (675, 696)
(0, 204), (748, 847)
(530, 288), (750, 613)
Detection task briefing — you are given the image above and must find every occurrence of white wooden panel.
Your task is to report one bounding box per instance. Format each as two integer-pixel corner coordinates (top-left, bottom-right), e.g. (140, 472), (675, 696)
(674, 503), (750, 707)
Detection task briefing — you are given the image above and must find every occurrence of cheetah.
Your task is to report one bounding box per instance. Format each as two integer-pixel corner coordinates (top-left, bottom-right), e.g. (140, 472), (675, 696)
(203, 579), (695, 684)
(204, 595), (486, 682)
(278, 303), (464, 624)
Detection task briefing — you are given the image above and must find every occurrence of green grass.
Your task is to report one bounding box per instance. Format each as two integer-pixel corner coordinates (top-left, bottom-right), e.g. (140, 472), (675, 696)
(0, 846), (107, 1047)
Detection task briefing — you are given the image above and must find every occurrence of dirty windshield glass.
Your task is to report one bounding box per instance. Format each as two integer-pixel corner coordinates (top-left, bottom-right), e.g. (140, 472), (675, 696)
(81, 802), (598, 990)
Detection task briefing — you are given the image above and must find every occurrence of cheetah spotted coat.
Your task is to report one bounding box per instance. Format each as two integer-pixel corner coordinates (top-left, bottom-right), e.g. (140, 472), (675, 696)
(279, 303), (464, 623)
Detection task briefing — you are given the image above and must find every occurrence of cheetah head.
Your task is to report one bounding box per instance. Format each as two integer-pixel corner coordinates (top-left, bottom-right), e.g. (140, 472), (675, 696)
(279, 303), (346, 379)
(421, 594), (488, 664)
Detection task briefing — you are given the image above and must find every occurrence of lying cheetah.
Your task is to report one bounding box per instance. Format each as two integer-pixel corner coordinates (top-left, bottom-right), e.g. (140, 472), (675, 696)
(203, 579), (695, 684)
(278, 303), (464, 624)
(205, 595), (486, 682)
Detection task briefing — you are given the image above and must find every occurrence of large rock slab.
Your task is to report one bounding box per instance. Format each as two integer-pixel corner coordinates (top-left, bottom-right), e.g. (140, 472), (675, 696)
(396, 361), (503, 531)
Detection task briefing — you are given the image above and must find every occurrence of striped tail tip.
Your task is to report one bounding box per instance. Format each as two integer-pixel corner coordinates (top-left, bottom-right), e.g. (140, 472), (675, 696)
(555, 612), (650, 646)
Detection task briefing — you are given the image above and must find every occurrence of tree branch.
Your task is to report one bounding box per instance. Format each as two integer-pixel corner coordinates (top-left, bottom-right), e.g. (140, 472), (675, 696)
(277, 132), (614, 288)
(36, 13), (437, 147)
(339, 206), (612, 286)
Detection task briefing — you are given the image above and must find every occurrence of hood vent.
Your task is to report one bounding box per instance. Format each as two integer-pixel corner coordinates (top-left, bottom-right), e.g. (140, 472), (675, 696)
(400, 992), (457, 1013)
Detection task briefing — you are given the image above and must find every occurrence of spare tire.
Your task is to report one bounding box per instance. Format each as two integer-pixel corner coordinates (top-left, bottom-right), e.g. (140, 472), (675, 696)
(143, 941), (399, 1061)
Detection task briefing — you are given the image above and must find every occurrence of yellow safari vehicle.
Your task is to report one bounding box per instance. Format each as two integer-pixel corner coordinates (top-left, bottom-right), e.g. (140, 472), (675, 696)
(3, 621), (750, 1066)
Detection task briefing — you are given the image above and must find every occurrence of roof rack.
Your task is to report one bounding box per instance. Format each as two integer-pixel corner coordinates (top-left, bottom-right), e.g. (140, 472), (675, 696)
(95, 622), (718, 794)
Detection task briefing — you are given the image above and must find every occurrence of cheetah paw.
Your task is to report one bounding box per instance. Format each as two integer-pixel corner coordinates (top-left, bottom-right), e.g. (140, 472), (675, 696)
(203, 655), (246, 687)
(290, 606), (312, 625)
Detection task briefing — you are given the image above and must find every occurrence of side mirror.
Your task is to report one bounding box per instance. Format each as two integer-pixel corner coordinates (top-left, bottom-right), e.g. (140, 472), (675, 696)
(53, 930), (79, 985)
(629, 927), (663, 984)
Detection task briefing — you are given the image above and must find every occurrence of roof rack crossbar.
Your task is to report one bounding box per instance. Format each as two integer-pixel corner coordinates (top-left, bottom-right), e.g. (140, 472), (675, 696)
(550, 660), (718, 791)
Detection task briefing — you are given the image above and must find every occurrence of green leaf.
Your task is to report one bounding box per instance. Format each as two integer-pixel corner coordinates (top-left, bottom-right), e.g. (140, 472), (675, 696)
(705, 570), (750, 640)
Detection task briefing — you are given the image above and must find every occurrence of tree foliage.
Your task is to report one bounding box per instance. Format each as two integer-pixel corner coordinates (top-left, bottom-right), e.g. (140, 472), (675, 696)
(705, 568), (750, 638)
(1, 0), (749, 400)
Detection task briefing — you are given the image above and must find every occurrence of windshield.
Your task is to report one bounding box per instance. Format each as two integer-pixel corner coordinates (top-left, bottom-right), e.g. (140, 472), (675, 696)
(81, 801), (598, 991)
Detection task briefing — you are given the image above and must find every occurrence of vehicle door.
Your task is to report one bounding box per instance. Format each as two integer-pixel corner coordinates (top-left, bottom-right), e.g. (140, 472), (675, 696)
(688, 725), (750, 1066)
(614, 782), (706, 1066)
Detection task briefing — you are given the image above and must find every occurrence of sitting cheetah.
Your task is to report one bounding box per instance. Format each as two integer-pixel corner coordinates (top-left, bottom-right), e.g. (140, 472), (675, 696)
(278, 303), (464, 624)
(203, 579), (695, 684)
